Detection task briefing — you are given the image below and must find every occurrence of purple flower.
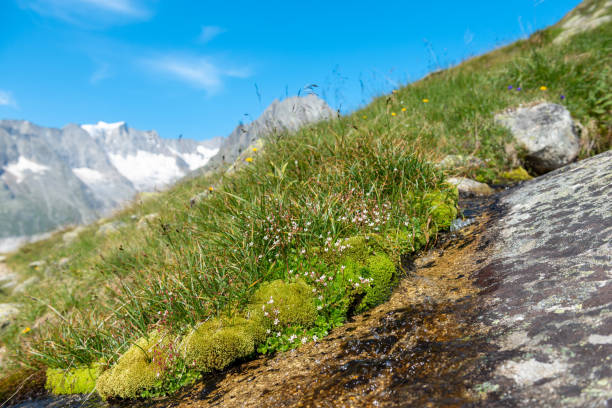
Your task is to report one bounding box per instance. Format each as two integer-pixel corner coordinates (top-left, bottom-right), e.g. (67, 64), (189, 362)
(560, 94), (565, 100)
(517, 87), (522, 91)
(508, 85), (513, 90)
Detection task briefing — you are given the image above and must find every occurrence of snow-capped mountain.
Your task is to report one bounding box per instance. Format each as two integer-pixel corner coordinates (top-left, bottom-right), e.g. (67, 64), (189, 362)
(0, 120), (221, 252)
(0, 94), (334, 252)
(80, 121), (220, 190)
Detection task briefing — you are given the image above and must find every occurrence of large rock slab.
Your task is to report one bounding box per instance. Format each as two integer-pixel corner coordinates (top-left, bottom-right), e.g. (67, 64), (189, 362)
(495, 103), (580, 174)
(474, 150), (612, 407)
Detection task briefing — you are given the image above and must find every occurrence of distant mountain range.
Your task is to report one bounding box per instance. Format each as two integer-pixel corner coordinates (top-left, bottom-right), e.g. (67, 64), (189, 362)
(0, 94), (335, 252)
(0, 120), (221, 252)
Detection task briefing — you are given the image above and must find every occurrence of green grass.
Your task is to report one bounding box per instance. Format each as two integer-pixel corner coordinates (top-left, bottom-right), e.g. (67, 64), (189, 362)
(1, 9), (610, 401)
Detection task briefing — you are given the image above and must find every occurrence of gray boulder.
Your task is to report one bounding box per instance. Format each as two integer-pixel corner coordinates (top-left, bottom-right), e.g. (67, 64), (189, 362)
(446, 177), (494, 195)
(495, 103), (580, 174)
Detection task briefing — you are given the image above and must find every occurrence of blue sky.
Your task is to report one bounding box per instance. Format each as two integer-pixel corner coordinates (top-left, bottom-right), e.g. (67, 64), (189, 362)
(0, 0), (581, 141)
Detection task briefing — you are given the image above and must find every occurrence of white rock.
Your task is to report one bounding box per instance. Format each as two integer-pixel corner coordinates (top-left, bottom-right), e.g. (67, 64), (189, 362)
(447, 177), (494, 195)
(495, 103), (580, 174)
(0, 303), (19, 330)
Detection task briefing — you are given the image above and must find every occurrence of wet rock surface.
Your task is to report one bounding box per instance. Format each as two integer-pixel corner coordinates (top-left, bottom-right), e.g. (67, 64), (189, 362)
(473, 150), (612, 407)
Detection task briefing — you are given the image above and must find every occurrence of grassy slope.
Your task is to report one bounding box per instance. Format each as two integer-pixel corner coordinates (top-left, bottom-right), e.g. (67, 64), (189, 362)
(1, 4), (610, 400)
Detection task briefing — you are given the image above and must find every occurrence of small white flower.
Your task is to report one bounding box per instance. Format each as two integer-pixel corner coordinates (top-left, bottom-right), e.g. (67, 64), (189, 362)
(276, 332), (281, 337)
(266, 329), (271, 334)
(317, 305), (323, 310)
(301, 337), (308, 344)
(273, 318), (279, 325)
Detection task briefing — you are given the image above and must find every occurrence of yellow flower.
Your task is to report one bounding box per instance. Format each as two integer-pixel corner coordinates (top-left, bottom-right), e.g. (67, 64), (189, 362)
(208, 186), (214, 192)
(245, 157), (253, 163)
(422, 99), (429, 103)
(22, 327), (31, 334)
(252, 147), (258, 152)
(391, 112), (397, 116)
(362, 115), (367, 119)
(540, 86), (548, 91)
(401, 107), (407, 112)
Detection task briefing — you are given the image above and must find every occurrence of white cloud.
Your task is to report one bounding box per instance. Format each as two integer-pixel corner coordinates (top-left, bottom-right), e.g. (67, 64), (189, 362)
(0, 90), (17, 107)
(20, 0), (152, 24)
(199, 26), (226, 43)
(142, 55), (251, 94)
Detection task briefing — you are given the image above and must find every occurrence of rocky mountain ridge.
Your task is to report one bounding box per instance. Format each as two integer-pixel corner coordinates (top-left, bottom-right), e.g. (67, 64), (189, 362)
(0, 120), (221, 252)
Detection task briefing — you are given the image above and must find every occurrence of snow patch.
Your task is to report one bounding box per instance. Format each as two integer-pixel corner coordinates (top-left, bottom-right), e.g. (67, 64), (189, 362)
(3, 157), (50, 183)
(72, 167), (105, 184)
(109, 150), (184, 191)
(168, 146), (218, 171)
(81, 121), (126, 137)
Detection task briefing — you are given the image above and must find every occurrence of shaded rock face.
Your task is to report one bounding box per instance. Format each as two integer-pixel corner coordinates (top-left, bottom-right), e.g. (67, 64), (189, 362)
(495, 103), (580, 174)
(473, 150), (612, 407)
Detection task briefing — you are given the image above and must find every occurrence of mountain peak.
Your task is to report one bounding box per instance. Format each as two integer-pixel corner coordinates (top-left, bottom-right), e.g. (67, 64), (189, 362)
(81, 121), (127, 137)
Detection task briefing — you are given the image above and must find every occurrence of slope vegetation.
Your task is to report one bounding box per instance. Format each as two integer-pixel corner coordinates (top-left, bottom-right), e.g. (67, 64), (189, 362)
(0, 1), (610, 401)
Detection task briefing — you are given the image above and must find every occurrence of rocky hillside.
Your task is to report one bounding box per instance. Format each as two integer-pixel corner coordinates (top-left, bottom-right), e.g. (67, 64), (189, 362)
(0, 95), (334, 252)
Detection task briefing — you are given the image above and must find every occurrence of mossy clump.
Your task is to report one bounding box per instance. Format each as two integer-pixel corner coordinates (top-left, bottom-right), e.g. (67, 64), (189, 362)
(248, 279), (318, 328)
(46, 364), (103, 395)
(359, 254), (397, 311)
(500, 166), (533, 182)
(180, 316), (259, 372)
(96, 332), (172, 399)
(423, 188), (458, 228)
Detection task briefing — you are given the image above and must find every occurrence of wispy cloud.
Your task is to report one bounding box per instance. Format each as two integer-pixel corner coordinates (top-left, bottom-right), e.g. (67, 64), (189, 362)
(0, 90), (17, 107)
(142, 54), (251, 94)
(199, 26), (226, 43)
(90, 63), (111, 84)
(464, 28), (474, 45)
(19, 0), (152, 25)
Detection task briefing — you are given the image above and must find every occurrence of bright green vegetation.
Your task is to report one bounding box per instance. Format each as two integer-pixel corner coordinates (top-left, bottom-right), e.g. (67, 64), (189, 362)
(0, 6), (610, 401)
(46, 364), (103, 394)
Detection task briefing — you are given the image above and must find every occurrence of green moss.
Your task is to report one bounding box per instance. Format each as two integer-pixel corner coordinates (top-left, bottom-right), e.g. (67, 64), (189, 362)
(248, 279), (318, 328)
(96, 332), (172, 400)
(46, 364), (103, 395)
(358, 254), (397, 312)
(500, 166), (533, 182)
(423, 189), (458, 228)
(341, 236), (370, 264)
(180, 316), (257, 372)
